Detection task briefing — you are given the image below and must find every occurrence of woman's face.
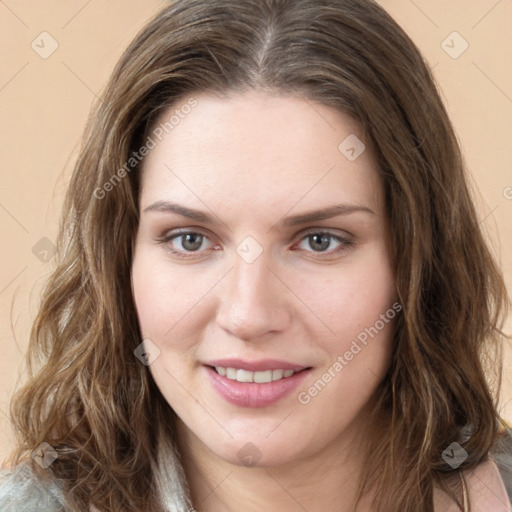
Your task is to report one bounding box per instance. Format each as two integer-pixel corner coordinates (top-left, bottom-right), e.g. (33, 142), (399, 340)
(132, 90), (398, 467)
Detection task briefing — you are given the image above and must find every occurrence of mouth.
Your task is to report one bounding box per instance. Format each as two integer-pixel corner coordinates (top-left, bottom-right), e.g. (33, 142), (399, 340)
(203, 359), (313, 408)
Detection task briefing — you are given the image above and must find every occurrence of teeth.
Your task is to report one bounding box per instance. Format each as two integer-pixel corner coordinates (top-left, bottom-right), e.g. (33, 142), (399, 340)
(272, 369), (284, 380)
(214, 366), (298, 383)
(237, 369), (254, 383)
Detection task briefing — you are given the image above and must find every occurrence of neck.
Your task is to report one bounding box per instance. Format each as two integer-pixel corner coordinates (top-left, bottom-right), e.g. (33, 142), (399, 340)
(176, 405), (378, 512)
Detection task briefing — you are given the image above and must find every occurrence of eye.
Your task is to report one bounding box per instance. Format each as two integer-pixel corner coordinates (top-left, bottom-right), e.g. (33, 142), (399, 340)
(295, 230), (354, 256)
(157, 230), (216, 258)
(156, 229), (354, 259)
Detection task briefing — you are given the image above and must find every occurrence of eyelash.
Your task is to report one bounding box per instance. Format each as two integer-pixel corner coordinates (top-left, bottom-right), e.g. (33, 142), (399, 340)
(155, 228), (355, 260)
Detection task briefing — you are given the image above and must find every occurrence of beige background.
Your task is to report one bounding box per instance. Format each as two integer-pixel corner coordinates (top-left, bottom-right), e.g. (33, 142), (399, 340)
(0, 0), (511, 465)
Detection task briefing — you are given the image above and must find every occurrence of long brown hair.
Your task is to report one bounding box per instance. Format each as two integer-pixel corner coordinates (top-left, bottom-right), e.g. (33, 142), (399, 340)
(7, 0), (510, 510)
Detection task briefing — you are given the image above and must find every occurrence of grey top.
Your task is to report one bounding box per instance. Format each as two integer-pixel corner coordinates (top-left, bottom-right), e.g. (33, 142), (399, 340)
(0, 461), (65, 511)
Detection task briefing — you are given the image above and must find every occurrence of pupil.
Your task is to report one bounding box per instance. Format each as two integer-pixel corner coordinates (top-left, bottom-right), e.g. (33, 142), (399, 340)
(183, 234), (202, 251)
(311, 234), (329, 251)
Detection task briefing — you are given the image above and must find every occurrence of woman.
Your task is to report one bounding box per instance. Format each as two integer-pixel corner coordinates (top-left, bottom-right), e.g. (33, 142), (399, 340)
(1, 0), (511, 510)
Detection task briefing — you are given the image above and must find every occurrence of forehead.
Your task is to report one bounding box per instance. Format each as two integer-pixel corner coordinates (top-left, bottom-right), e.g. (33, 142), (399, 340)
(140, 90), (384, 218)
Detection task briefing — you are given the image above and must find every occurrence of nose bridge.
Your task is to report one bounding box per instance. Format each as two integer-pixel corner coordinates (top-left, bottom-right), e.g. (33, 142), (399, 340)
(216, 248), (290, 340)
(231, 253), (270, 304)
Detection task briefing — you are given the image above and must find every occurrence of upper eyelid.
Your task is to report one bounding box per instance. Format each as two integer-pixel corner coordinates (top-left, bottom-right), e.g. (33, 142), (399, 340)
(162, 226), (351, 240)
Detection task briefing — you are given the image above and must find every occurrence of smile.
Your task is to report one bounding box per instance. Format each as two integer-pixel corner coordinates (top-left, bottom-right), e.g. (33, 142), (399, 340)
(204, 361), (312, 408)
(213, 367), (297, 383)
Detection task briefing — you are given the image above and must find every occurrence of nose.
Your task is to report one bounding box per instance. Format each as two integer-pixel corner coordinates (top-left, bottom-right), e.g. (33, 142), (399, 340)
(215, 252), (292, 342)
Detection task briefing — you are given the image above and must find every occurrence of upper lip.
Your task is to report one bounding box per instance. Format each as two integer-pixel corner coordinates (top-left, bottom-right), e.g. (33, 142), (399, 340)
(204, 358), (310, 372)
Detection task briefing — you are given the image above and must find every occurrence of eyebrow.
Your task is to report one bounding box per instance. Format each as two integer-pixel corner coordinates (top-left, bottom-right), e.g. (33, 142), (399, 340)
(142, 200), (375, 227)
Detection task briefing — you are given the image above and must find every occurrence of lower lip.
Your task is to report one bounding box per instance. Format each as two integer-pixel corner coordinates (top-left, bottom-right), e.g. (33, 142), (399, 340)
(205, 366), (311, 408)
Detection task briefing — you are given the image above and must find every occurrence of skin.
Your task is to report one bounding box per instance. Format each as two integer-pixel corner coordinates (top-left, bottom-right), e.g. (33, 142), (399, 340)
(131, 90), (398, 512)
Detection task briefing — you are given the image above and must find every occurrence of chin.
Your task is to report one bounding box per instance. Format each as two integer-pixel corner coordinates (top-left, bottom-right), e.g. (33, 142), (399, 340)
(203, 433), (313, 469)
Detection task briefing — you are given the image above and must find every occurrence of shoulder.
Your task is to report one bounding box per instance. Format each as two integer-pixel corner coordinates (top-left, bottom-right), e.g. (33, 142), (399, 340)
(463, 458), (512, 511)
(462, 428), (512, 511)
(0, 460), (65, 511)
(491, 427), (512, 506)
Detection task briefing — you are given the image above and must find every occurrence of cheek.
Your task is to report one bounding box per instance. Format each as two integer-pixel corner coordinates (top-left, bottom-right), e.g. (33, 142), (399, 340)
(303, 247), (396, 342)
(131, 249), (214, 356)
(131, 254), (195, 402)
(131, 250), (178, 338)
(297, 248), (397, 410)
